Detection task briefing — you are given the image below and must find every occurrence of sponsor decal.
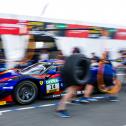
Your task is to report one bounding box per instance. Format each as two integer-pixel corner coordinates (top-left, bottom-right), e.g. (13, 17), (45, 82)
(2, 86), (13, 90)
(0, 101), (6, 105)
(44, 23), (59, 36)
(88, 26), (101, 38)
(55, 24), (67, 29)
(0, 18), (28, 34)
(0, 18), (18, 24)
(45, 23), (66, 36)
(46, 79), (60, 93)
(28, 21), (44, 26)
(40, 81), (43, 85)
(65, 24), (89, 38)
(46, 78), (59, 84)
(106, 28), (116, 39)
(115, 29), (126, 40)
(27, 21), (45, 33)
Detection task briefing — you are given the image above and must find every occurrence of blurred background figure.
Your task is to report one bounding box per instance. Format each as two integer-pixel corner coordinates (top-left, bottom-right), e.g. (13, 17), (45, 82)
(0, 60), (7, 72)
(39, 49), (49, 61)
(14, 58), (31, 69)
(90, 52), (100, 65)
(104, 50), (112, 65)
(116, 50), (126, 85)
(116, 51), (126, 67)
(56, 50), (65, 60)
(72, 47), (81, 54)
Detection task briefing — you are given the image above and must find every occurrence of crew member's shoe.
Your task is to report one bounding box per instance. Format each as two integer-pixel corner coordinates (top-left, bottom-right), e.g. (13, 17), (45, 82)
(56, 110), (71, 118)
(72, 97), (98, 103)
(72, 97), (89, 103)
(78, 97), (90, 103)
(79, 97), (98, 102)
(106, 95), (119, 102)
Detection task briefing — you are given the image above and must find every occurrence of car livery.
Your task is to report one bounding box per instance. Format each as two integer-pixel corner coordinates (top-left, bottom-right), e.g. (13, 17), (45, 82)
(0, 60), (66, 105)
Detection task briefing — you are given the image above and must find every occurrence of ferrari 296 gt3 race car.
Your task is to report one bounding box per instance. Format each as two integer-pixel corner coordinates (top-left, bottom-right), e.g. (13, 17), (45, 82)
(0, 54), (121, 106)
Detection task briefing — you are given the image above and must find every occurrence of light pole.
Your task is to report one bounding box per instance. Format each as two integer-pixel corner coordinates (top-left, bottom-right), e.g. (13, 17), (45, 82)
(40, 1), (50, 17)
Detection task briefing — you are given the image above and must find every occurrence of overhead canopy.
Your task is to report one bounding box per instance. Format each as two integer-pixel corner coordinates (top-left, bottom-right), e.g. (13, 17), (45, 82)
(0, 0), (126, 28)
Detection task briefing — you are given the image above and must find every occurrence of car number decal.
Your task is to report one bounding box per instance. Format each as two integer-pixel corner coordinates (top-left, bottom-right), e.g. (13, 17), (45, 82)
(46, 79), (60, 93)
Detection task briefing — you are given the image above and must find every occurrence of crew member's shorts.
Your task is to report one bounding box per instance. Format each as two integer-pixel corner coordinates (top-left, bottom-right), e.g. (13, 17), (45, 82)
(87, 63), (116, 88)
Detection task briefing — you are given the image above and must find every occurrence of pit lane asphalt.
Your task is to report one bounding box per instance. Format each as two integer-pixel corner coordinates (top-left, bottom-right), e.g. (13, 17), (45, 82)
(1, 88), (126, 126)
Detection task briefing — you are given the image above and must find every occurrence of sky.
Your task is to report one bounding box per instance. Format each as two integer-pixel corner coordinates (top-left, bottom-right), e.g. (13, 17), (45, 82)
(0, 0), (126, 27)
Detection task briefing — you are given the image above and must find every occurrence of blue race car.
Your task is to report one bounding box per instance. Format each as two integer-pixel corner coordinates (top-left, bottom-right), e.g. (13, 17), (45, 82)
(0, 55), (121, 106)
(0, 60), (65, 105)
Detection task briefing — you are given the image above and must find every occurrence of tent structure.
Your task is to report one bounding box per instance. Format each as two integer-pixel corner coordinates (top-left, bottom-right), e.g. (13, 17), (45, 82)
(0, 0), (126, 69)
(0, 0), (126, 28)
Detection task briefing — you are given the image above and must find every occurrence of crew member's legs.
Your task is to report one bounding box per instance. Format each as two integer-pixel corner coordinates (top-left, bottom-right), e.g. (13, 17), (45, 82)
(56, 86), (78, 117)
(78, 84), (97, 102)
(57, 86), (77, 110)
(84, 84), (94, 98)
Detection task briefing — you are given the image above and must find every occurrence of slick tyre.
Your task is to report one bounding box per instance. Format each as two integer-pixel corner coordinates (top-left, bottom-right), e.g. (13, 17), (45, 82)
(13, 80), (38, 105)
(61, 54), (91, 87)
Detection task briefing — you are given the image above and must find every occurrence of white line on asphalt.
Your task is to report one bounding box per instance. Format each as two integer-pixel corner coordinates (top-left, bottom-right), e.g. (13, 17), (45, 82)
(39, 103), (56, 107)
(0, 110), (12, 113)
(0, 112), (2, 116)
(0, 101), (82, 116)
(0, 103), (57, 116)
(16, 106), (35, 110)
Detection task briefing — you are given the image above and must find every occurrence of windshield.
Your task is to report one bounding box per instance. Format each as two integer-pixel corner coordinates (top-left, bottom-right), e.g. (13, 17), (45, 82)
(20, 63), (48, 75)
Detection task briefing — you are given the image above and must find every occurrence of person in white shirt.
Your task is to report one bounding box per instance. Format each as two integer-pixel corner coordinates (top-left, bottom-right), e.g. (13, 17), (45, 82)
(39, 49), (49, 61)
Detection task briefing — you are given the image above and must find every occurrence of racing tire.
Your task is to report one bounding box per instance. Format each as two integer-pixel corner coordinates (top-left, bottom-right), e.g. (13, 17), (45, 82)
(61, 54), (91, 87)
(13, 80), (38, 105)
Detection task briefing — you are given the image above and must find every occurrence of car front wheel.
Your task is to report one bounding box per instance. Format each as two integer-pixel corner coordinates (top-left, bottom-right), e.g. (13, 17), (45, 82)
(13, 80), (38, 105)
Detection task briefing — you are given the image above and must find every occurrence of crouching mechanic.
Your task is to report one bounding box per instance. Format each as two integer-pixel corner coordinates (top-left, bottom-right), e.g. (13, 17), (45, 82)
(79, 51), (121, 103)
